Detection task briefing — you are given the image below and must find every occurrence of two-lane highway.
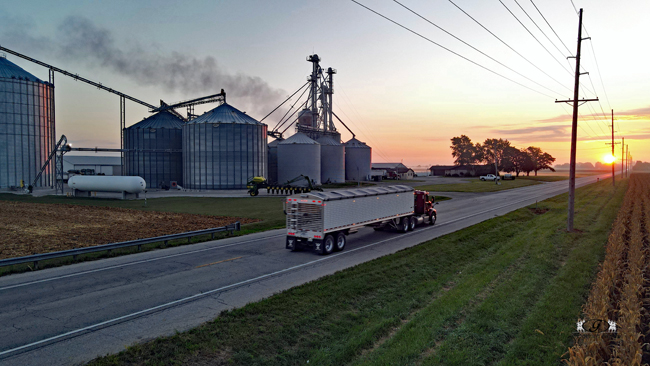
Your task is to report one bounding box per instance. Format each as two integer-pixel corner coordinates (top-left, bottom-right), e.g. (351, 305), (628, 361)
(0, 175), (607, 365)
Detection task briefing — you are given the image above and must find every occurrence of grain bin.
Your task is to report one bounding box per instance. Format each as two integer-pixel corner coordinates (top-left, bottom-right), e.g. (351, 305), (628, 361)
(0, 56), (55, 189)
(124, 111), (183, 188)
(277, 132), (320, 186)
(317, 135), (344, 184)
(183, 103), (267, 189)
(345, 138), (371, 181)
(267, 138), (280, 184)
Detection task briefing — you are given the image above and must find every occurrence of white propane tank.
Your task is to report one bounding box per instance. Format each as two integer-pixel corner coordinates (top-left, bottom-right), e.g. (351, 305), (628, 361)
(68, 176), (146, 193)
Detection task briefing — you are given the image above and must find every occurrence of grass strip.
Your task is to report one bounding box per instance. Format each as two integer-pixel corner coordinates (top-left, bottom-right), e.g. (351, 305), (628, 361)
(88, 178), (626, 366)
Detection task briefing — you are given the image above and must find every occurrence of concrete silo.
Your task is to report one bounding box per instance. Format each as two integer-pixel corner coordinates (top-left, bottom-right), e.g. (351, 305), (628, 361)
(316, 135), (344, 184)
(123, 111), (183, 189)
(277, 133), (320, 186)
(0, 56), (55, 189)
(183, 103), (267, 189)
(345, 138), (371, 181)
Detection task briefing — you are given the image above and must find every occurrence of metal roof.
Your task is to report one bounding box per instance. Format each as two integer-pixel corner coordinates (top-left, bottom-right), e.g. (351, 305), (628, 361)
(0, 57), (44, 82)
(126, 111), (184, 129)
(279, 132), (318, 145)
(371, 163), (409, 169)
(268, 139), (281, 147)
(186, 103), (263, 125)
(296, 185), (413, 201)
(316, 135), (341, 146)
(63, 155), (122, 166)
(345, 138), (370, 148)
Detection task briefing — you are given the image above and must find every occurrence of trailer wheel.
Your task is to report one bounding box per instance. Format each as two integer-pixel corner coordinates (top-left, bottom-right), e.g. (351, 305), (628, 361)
(322, 234), (335, 255)
(334, 232), (346, 251)
(399, 217), (409, 233)
(286, 237), (299, 251)
(249, 189), (259, 196)
(408, 216), (417, 231)
(429, 212), (437, 225)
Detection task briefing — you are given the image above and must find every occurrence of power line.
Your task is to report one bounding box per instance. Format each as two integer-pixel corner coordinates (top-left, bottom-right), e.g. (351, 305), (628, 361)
(529, 0), (573, 54)
(350, 0), (556, 98)
(448, 0), (571, 93)
(392, 0), (563, 96)
(498, 0), (574, 77)
(513, 0), (568, 59)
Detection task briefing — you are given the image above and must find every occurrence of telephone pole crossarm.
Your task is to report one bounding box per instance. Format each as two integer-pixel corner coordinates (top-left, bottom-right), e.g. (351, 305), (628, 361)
(555, 98), (599, 105)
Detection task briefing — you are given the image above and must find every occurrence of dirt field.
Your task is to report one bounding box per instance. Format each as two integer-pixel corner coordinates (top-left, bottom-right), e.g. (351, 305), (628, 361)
(0, 201), (258, 259)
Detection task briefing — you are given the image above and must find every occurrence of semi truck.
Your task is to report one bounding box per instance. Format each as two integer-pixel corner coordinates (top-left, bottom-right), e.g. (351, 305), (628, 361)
(285, 185), (437, 254)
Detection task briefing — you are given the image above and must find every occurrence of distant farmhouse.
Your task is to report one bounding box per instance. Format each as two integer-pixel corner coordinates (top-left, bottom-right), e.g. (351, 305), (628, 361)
(429, 164), (493, 177)
(371, 163), (415, 180)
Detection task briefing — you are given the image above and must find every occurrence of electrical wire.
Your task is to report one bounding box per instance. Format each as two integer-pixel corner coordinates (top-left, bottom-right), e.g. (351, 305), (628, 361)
(447, 0), (571, 93)
(392, 0), (563, 96)
(529, 0), (572, 54)
(350, 0), (557, 98)
(498, 0), (574, 77)
(261, 81), (309, 124)
(513, 0), (568, 59)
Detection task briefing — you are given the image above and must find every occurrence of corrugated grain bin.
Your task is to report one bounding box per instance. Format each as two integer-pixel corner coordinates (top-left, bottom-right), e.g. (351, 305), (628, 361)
(0, 57), (55, 189)
(277, 132), (320, 186)
(267, 138), (280, 184)
(183, 103), (267, 189)
(344, 138), (371, 181)
(317, 135), (344, 184)
(123, 111), (183, 188)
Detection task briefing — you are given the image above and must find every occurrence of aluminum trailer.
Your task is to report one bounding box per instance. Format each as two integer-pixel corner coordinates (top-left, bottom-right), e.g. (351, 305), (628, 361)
(285, 185), (437, 254)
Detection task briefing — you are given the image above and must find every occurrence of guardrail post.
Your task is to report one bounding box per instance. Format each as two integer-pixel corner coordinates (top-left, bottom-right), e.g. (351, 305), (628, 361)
(187, 237), (191, 244)
(137, 244), (141, 252)
(107, 249), (112, 256)
(73, 254), (78, 261)
(211, 232), (214, 240)
(163, 240), (168, 248)
(33, 261), (38, 270)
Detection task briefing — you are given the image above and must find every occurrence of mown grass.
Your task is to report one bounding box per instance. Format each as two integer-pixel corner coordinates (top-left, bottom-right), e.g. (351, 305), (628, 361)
(0, 194), (286, 275)
(88, 177), (627, 366)
(416, 178), (543, 192)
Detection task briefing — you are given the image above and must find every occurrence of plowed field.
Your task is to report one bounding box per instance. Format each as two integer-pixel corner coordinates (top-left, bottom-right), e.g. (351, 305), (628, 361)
(0, 201), (258, 259)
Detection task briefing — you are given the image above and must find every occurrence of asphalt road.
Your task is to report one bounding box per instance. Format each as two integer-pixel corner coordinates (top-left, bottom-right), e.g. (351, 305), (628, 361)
(0, 174), (608, 365)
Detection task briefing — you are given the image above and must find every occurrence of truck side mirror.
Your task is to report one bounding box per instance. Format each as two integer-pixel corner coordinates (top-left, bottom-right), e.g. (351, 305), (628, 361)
(428, 195), (434, 202)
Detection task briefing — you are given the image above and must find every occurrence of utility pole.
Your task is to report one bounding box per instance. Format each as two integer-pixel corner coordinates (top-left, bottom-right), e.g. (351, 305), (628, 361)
(555, 8), (598, 232)
(621, 137), (625, 177)
(625, 145), (630, 178)
(611, 110), (615, 187)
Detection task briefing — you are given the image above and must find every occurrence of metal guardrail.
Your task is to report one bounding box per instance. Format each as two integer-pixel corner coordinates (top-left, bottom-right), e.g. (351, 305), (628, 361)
(0, 222), (241, 269)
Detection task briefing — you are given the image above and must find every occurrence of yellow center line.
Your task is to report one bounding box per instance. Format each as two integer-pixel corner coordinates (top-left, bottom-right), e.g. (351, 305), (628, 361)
(195, 256), (243, 269)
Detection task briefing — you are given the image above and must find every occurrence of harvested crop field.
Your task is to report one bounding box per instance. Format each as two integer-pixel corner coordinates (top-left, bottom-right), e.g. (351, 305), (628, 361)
(0, 201), (258, 259)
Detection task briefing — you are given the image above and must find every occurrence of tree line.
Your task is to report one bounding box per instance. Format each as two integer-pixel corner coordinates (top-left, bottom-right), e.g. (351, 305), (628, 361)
(450, 135), (556, 176)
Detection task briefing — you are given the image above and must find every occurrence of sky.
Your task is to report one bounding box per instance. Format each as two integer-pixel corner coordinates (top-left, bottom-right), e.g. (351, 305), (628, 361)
(1, 0), (648, 168)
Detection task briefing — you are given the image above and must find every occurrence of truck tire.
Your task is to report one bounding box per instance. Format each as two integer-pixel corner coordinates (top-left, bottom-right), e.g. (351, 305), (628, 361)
(286, 237), (299, 251)
(334, 232), (346, 251)
(429, 212), (437, 225)
(408, 216), (417, 231)
(249, 189), (259, 196)
(399, 217), (409, 233)
(322, 234), (335, 255)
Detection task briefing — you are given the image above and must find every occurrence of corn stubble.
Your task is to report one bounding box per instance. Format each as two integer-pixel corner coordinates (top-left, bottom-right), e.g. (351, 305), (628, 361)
(567, 174), (650, 366)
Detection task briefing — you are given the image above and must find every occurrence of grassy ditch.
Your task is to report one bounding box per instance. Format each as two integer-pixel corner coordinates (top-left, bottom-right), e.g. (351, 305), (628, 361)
(89, 177), (627, 366)
(416, 178), (542, 192)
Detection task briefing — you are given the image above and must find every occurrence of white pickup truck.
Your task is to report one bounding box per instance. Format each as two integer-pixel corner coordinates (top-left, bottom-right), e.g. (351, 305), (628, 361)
(480, 174), (500, 181)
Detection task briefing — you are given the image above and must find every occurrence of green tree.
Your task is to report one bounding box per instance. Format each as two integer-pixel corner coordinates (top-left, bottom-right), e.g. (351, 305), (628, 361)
(482, 138), (512, 171)
(450, 135), (480, 166)
(526, 146), (556, 176)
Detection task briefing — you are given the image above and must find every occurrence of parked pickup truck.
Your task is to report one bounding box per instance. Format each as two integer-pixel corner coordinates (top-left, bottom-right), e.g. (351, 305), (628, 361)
(284, 185), (437, 254)
(480, 174), (500, 181)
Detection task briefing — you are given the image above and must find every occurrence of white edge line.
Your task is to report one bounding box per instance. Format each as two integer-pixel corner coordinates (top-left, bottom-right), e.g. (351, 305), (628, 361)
(0, 176), (600, 357)
(0, 233), (285, 292)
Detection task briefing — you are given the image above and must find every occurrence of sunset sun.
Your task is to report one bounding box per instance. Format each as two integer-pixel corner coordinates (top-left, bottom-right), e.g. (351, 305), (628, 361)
(603, 154), (616, 164)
